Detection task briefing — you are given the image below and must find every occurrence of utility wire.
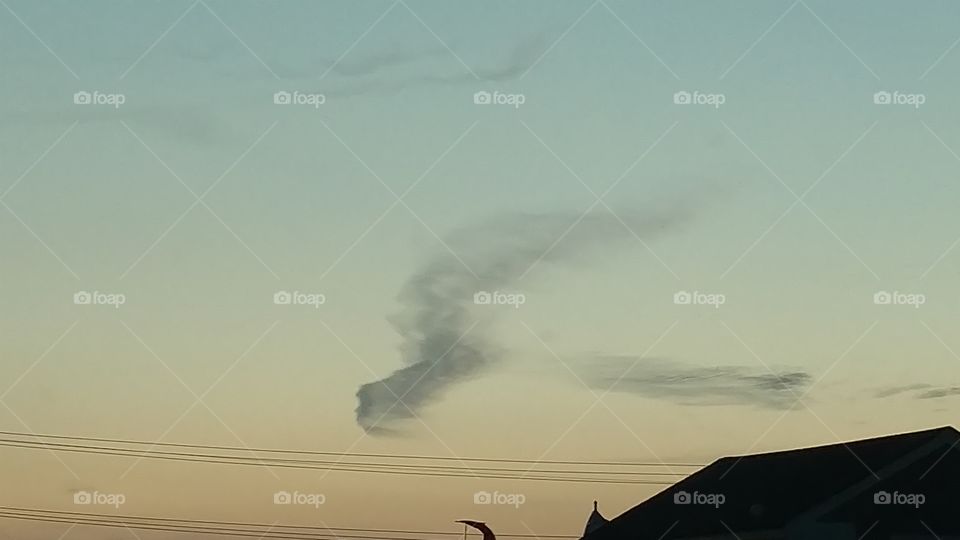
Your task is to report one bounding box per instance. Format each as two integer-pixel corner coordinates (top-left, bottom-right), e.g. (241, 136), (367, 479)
(0, 430), (703, 467)
(0, 438), (686, 476)
(0, 440), (678, 484)
(0, 507), (580, 539)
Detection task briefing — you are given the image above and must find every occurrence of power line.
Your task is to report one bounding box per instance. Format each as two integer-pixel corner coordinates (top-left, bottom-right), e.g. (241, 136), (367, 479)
(0, 506), (576, 537)
(0, 438), (686, 476)
(0, 512), (439, 540)
(0, 507), (579, 539)
(0, 430), (700, 484)
(0, 440), (679, 484)
(0, 430), (702, 467)
(0, 507), (574, 537)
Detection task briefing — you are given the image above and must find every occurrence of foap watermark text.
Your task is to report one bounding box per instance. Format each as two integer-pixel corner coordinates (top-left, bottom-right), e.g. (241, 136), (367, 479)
(474, 290), (525, 308)
(873, 91), (925, 109)
(673, 490), (725, 508)
(874, 490), (925, 508)
(674, 290), (725, 309)
(273, 490), (326, 508)
(74, 290), (126, 308)
(74, 491), (126, 508)
(274, 91), (325, 109)
(274, 290), (326, 308)
(474, 490), (525, 508)
(473, 90), (525, 109)
(673, 90), (725, 108)
(74, 91), (125, 108)
(873, 290), (925, 308)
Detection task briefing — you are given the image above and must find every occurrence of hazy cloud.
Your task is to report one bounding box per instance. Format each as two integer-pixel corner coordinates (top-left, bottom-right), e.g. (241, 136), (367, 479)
(874, 383), (933, 399)
(327, 46), (452, 78)
(917, 387), (960, 399)
(321, 35), (547, 98)
(355, 204), (697, 434)
(175, 33), (546, 92)
(0, 105), (240, 147)
(874, 383), (960, 400)
(584, 356), (812, 409)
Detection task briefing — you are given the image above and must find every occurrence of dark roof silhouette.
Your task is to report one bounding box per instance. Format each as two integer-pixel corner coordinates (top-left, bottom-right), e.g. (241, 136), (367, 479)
(585, 426), (960, 540)
(582, 501), (608, 537)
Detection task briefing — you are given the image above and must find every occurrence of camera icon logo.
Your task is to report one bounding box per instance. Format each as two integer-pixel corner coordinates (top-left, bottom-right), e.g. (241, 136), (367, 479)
(274, 91), (292, 105)
(673, 91), (691, 105)
(274, 291), (293, 305)
(873, 91), (891, 105)
(474, 91), (492, 105)
(274, 491), (292, 504)
(673, 490), (691, 505)
(873, 290), (892, 305)
(474, 491), (492, 504)
(73, 91), (92, 105)
(673, 290), (692, 305)
(74, 491), (92, 504)
(473, 291), (492, 305)
(873, 490), (891, 505)
(74, 291), (92, 305)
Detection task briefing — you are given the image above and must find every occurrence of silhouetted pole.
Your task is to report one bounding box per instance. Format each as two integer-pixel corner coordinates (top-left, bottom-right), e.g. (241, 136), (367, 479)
(456, 520), (496, 540)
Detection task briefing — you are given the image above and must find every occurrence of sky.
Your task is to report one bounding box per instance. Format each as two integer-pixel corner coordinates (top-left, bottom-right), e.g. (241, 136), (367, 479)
(2, 0), (960, 538)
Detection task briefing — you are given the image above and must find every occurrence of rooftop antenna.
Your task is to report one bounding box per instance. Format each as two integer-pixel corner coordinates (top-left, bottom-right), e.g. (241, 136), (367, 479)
(456, 520), (496, 540)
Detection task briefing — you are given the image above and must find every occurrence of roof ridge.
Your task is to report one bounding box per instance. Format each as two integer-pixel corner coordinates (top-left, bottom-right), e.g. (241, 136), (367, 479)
(715, 425), (957, 461)
(585, 426), (960, 540)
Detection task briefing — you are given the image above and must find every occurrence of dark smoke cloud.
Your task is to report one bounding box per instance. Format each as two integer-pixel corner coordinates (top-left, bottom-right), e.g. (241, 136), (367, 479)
(583, 356), (812, 410)
(259, 45), (453, 80)
(159, 27), (537, 86)
(875, 383), (960, 400)
(916, 387), (960, 399)
(873, 383), (933, 399)
(355, 206), (695, 433)
(326, 46), (452, 78)
(321, 35), (548, 98)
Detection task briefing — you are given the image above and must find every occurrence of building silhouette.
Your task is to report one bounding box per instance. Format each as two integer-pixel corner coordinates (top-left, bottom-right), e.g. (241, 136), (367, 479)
(582, 426), (960, 540)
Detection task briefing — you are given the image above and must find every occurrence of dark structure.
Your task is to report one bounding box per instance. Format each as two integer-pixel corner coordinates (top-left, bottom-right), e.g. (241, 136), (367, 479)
(583, 426), (960, 540)
(583, 501), (609, 537)
(458, 520), (496, 540)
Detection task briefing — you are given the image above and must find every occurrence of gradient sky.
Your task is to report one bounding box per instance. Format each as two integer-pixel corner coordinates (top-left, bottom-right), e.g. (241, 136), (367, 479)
(3, 1), (960, 539)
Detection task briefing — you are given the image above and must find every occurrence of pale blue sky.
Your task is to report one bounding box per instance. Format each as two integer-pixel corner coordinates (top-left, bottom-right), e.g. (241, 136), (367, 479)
(2, 1), (960, 538)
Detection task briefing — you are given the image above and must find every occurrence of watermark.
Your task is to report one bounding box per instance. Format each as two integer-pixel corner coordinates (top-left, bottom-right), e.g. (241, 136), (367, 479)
(473, 290), (525, 309)
(74, 290), (126, 309)
(273, 490), (325, 508)
(674, 290), (725, 309)
(873, 91), (925, 109)
(473, 490), (525, 508)
(873, 290), (924, 309)
(473, 90), (526, 109)
(673, 490), (724, 508)
(874, 490), (925, 508)
(274, 290), (325, 309)
(73, 90), (125, 109)
(274, 91), (326, 109)
(673, 90), (725, 109)
(74, 491), (126, 508)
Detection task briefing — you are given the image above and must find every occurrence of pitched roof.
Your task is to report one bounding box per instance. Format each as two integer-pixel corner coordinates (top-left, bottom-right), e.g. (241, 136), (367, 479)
(586, 426), (959, 540)
(582, 501), (609, 537)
